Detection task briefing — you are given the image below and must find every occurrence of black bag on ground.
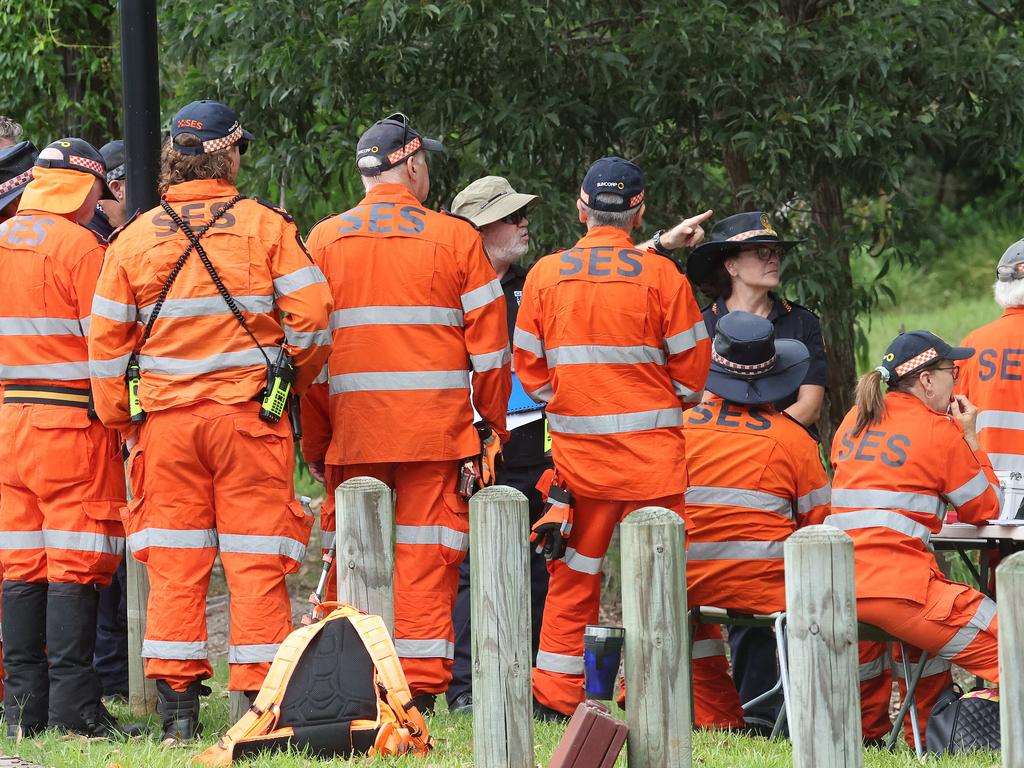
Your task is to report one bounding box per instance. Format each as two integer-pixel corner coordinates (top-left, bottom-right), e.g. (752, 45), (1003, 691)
(926, 686), (1000, 755)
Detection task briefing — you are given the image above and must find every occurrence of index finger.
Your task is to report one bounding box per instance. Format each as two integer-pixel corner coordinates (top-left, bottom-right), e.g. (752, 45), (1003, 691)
(683, 209), (714, 227)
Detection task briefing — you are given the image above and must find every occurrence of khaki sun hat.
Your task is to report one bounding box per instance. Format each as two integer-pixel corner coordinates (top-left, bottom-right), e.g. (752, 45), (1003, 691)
(451, 175), (538, 228)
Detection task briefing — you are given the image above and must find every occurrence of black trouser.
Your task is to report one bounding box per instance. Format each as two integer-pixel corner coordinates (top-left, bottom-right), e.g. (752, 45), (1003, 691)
(447, 462), (551, 706)
(94, 560), (129, 697)
(728, 625), (783, 725)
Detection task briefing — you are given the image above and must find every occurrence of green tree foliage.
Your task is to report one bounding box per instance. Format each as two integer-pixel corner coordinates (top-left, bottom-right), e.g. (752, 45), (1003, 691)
(0, 0), (120, 146)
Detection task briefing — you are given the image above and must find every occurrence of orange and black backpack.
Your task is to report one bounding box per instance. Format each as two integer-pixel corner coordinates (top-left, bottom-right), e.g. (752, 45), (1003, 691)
(194, 603), (432, 765)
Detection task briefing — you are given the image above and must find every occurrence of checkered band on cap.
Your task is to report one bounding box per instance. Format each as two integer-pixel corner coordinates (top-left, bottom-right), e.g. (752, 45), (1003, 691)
(629, 191), (645, 207)
(68, 155), (105, 177)
(0, 169), (32, 196)
(712, 348), (778, 376)
(202, 124), (243, 154)
(387, 136), (421, 165)
(894, 347), (938, 377)
(727, 229), (777, 242)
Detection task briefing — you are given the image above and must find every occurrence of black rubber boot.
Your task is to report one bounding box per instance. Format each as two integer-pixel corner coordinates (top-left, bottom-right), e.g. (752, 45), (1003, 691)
(2, 580), (49, 738)
(156, 680), (206, 745)
(46, 582), (145, 737)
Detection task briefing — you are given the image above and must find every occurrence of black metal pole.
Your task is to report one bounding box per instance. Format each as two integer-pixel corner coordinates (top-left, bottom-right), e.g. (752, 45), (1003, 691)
(119, 0), (161, 216)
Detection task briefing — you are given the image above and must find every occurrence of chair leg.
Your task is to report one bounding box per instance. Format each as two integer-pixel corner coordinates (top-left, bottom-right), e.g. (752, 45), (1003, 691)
(774, 613), (792, 737)
(885, 642), (927, 757)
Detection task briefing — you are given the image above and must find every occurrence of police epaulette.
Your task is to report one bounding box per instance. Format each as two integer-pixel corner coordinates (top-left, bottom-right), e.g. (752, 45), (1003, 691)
(106, 209), (140, 244)
(255, 197), (294, 223)
(441, 208), (480, 231)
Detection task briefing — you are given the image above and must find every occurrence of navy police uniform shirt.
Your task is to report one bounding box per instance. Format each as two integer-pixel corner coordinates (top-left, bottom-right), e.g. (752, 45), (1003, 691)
(502, 262), (549, 468)
(86, 204), (115, 242)
(702, 293), (827, 413)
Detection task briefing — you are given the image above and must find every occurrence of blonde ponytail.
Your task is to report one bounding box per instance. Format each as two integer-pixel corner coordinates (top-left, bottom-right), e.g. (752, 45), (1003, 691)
(852, 369), (886, 437)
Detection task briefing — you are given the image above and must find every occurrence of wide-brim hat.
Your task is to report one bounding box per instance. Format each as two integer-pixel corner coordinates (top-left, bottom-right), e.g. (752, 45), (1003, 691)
(0, 140), (38, 211)
(705, 310), (810, 405)
(451, 175), (538, 227)
(686, 211), (805, 285)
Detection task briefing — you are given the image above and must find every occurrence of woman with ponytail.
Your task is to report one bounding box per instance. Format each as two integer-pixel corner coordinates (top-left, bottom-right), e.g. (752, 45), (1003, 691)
(828, 330), (1001, 748)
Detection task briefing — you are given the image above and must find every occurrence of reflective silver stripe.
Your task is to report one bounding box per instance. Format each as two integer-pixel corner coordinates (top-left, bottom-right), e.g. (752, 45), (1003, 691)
(127, 528), (218, 552)
(830, 488), (945, 517)
(394, 638), (455, 659)
(937, 597), (997, 661)
(329, 370), (469, 394)
(273, 265), (327, 296)
(673, 380), (700, 400)
(228, 643), (281, 663)
(823, 510), (932, 543)
(313, 363), (329, 385)
(513, 327), (545, 358)
(692, 639), (728, 660)
(529, 383), (553, 403)
(546, 344), (666, 367)
(44, 530), (124, 556)
(218, 533), (306, 563)
(89, 353), (132, 380)
(989, 453), (1024, 472)
(797, 483), (832, 515)
(79, 316), (91, 335)
(461, 279), (502, 313)
(141, 639), (208, 660)
(138, 294), (273, 322)
(945, 469), (992, 507)
(686, 541), (785, 560)
(92, 295), (138, 323)
(664, 321), (709, 355)
(140, 346), (277, 376)
(331, 305), (463, 330)
(470, 347), (511, 373)
(892, 655), (951, 679)
(0, 317), (83, 336)
(859, 655), (889, 681)
(283, 325), (332, 349)
(536, 650), (584, 676)
(319, 530), (336, 550)
(2, 360), (91, 380)
(395, 525), (468, 552)
(0, 531), (46, 550)
(977, 409), (1024, 432)
(546, 407), (683, 435)
(686, 486), (792, 518)
(562, 547), (603, 575)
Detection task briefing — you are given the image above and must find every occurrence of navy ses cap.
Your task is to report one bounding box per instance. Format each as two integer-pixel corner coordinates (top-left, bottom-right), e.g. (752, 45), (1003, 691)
(356, 113), (444, 176)
(35, 138), (107, 185)
(997, 238), (1024, 283)
(876, 330), (974, 385)
(0, 140), (39, 210)
(578, 157), (645, 213)
(99, 140), (126, 183)
(705, 311), (809, 406)
(170, 100), (253, 156)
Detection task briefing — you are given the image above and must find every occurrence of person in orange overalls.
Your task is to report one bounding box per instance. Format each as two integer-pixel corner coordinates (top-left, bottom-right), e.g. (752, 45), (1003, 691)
(684, 310), (830, 732)
(829, 330), (1001, 748)
(958, 238), (1024, 498)
(513, 157), (711, 720)
(303, 113), (511, 715)
(88, 101), (332, 743)
(0, 139), (140, 738)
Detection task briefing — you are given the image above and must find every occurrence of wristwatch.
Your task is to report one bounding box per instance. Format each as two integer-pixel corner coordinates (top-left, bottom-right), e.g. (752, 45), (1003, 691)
(651, 229), (674, 256)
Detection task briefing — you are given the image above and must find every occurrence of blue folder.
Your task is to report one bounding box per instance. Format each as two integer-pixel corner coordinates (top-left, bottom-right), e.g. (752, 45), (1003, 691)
(508, 372), (543, 414)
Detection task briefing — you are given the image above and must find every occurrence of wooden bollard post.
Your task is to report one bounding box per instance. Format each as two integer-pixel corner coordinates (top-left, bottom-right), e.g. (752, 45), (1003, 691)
(621, 506), (691, 768)
(126, 554), (157, 714)
(470, 485), (533, 768)
(336, 477), (394, 634)
(784, 526), (862, 768)
(998, 551), (1024, 763)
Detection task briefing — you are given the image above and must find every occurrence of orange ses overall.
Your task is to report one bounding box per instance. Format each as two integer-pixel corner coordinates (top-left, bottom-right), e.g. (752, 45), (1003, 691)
(304, 184), (510, 696)
(513, 226), (710, 715)
(829, 392), (1001, 745)
(684, 396), (830, 729)
(89, 179), (332, 693)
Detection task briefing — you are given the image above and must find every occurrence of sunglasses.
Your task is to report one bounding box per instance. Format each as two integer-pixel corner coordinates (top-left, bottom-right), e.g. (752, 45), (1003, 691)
(501, 207), (529, 225)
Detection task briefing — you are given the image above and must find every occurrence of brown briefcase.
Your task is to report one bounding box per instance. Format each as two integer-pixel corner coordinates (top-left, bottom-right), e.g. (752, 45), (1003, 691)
(548, 700), (628, 768)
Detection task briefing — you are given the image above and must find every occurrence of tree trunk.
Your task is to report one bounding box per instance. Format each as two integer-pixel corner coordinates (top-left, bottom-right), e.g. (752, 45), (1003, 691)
(722, 142), (753, 209)
(811, 180), (854, 453)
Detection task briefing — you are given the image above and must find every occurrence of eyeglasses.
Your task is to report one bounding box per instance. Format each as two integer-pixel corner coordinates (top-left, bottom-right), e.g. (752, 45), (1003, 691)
(501, 207), (528, 225)
(743, 247), (783, 261)
(933, 364), (961, 381)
